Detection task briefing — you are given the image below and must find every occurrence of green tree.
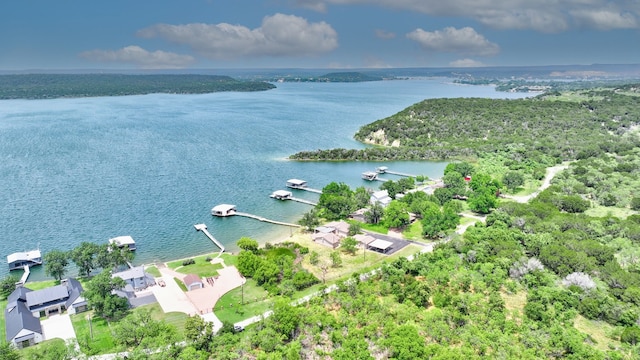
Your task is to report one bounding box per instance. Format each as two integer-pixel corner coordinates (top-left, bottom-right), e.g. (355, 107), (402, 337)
(468, 191), (497, 214)
(298, 208), (321, 231)
(364, 203), (384, 224)
(112, 308), (178, 349)
(348, 222), (361, 236)
(353, 186), (371, 209)
(631, 197), (640, 211)
(330, 251), (342, 268)
(237, 250), (262, 277)
(309, 251), (319, 265)
(44, 249), (69, 281)
(0, 274), (18, 300)
(84, 269), (130, 321)
(0, 342), (20, 360)
(70, 241), (100, 277)
(380, 180), (402, 199)
(270, 298), (301, 340)
(503, 171), (525, 192)
(237, 237), (259, 252)
(184, 315), (213, 351)
(341, 237), (358, 255)
(443, 171), (466, 193)
(95, 243), (134, 270)
(318, 182), (356, 220)
(384, 200), (410, 228)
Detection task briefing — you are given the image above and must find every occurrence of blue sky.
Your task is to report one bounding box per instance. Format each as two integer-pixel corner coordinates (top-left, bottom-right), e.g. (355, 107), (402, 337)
(1, 0), (638, 70)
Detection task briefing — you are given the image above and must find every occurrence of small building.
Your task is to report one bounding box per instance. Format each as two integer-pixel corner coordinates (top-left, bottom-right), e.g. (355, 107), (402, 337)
(7, 250), (42, 271)
(367, 239), (394, 254)
(211, 204), (237, 217)
(349, 208), (368, 222)
(109, 236), (136, 251)
(183, 274), (204, 291)
(113, 266), (155, 291)
(362, 171), (378, 181)
(311, 232), (341, 249)
(286, 179), (308, 189)
(370, 190), (392, 207)
(270, 190), (293, 200)
(353, 234), (376, 248)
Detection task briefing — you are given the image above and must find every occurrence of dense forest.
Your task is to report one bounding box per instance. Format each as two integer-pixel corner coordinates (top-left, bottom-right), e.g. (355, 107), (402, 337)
(290, 87), (640, 167)
(276, 71), (385, 83)
(0, 74), (276, 99)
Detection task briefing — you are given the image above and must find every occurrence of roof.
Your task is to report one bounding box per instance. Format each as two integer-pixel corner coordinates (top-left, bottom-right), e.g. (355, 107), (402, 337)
(7, 249), (42, 264)
(353, 234), (375, 245)
(368, 239), (393, 251)
(314, 226), (335, 234)
(212, 204), (236, 212)
(109, 236), (135, 246)
(325, 221), (350, 234)
(286, 179), (307, 185)
(371, 190), (389, 200)
(183, 274), (202, 287)
(8, 287), (32, 304)
(311, 232), (341, 245)
(5, 301), (41, 341)
(272, 190), (292, 197)
(26, 285), (69, 307)
(113, 266), (146, 281)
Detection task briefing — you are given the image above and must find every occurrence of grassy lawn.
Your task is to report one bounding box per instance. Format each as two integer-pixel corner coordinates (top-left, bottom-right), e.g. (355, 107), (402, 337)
(135, 303), (188, 340)
(173, 277), (188, 292)
(403, 221), (423, 240)
(25, 279), (58, 290)
(585, 205), (636, 219)
(215, 279), (271, 324)
(145, 265), (161, 278)
(168, 255), (224, 277)
(0, 299), (6, 342)
(573, 314), (622, 352)
(21, 338), (68, 357)
(358, 222), (389, 234)
(219, 253), (238, 267)
(71, 311), (117, 355)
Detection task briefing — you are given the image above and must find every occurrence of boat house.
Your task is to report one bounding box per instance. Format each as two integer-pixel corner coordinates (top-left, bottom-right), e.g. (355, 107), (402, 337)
(362, 171), (378, 181)
(211, 204), (237, 217)
(7, 250), (43, 271)
(376, 166), (388, 173)
(270, 190), (293, 200)
(109, 236), (136, 251)
(286, 179), (308, 189)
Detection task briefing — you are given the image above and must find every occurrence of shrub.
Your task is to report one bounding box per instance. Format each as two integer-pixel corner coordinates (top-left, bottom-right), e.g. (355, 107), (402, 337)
(182, 258), (195, 266)
(561, 272), (596, 291)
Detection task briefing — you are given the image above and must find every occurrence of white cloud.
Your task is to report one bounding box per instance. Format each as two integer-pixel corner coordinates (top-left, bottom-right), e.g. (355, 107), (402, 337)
(300, 0), (640, 32)
(375, 29), (396, 39)
(570, 9), (637, 29)
(80, 46), (195, 69)
(406, 27), (499, 56)
(449, 58), (486, 67)
(138, 13), (338, 59)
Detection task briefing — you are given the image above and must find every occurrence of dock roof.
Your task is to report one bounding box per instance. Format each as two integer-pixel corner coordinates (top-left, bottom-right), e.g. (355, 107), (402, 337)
(7, 250), (41, 264)
(109, 236), (135, 246)
(286, 179), (307, 185)
(212, 204), (236, 212)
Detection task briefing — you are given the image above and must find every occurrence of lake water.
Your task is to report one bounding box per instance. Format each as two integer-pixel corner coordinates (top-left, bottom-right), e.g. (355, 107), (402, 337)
(0, 79), (528, 279)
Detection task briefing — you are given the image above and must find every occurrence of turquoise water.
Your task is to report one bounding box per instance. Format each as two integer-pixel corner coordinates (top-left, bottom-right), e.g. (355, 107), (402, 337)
(0, 79), (527, 279)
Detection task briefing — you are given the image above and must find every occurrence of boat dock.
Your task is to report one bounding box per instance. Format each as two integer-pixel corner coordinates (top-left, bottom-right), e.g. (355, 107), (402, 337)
(194, 224), (225, 252)
(270, 190), (318, 206)
(286, 179), (322, 194)
(376, 166), (416, 178)
(235, 212), (301, 228)
(17, 265), (30, 286)
(362, 171), (388, 182)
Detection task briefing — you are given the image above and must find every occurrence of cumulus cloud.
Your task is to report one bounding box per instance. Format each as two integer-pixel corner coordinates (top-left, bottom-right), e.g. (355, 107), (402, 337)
(375, 29), (396, 39)
(449, 58), (486, 67)
(80, 46), (195, 69)
(298, 0), (640, 32)
(406, 27), (499, 56)
(138, 13), (338, 59)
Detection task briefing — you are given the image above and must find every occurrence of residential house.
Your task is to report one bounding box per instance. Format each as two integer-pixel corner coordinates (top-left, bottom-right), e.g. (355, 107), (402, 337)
(370, 190), (392, 207)
(113, 266), (155, 291)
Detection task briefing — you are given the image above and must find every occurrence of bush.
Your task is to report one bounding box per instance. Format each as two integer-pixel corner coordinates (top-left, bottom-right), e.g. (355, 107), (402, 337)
(182, 258), (195, 266)
(620, 326), (640, 345)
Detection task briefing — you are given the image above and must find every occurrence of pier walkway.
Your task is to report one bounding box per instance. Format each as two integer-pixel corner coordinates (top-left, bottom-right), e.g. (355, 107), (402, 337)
(290, 197), (317, 206)
(384, 170), (415, 177)
(18, 265), (30, 285)
(194, 224), (225, 252)
(235, 212), (301, 228)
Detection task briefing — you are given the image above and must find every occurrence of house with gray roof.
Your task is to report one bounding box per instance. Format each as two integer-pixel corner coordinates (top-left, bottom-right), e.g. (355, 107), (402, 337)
(112, 266), (155, 291)
(24, 278), (87, 317)
(5, 300), (42, 349)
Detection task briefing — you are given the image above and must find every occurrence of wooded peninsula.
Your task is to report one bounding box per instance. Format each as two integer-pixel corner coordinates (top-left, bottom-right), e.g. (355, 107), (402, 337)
(0, 74), (276, 99)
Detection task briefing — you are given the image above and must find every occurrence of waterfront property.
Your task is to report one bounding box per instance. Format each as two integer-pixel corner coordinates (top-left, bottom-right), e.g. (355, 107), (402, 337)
(211, 204), (237, 217)
(109, 235), (136, 251)
(113, 266), (156, 291)
(370, 190), (392, 207)
(312, 220), (350, 248)
(5, 278), (87, 348)
(7, 249), (42, 271)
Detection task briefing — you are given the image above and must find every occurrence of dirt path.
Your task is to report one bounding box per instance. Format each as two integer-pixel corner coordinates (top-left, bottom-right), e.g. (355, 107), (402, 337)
(502, 163), (570, 203)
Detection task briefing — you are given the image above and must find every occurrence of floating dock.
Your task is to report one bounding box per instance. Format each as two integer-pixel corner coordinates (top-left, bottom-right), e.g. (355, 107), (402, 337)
(235, 212), (301, 228)
(362, 171), (387, 182)
(286, 179), (322, 194)
(194, 224), (225, 252)
(376, 166), (415, 178)
(270, 190), (317, 206)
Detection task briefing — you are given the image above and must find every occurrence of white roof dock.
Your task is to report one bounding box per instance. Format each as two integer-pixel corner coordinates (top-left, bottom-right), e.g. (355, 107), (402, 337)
(7, 250), (42, 265)
(286, 179), (307, 187)
(109, 236), (135, 247)
(211, 204), (237, 217)
(271, 190), (293, 199)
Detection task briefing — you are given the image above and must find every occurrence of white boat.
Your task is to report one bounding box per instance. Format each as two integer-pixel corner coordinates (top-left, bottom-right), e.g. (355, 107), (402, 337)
(7, 249), (43, 271)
